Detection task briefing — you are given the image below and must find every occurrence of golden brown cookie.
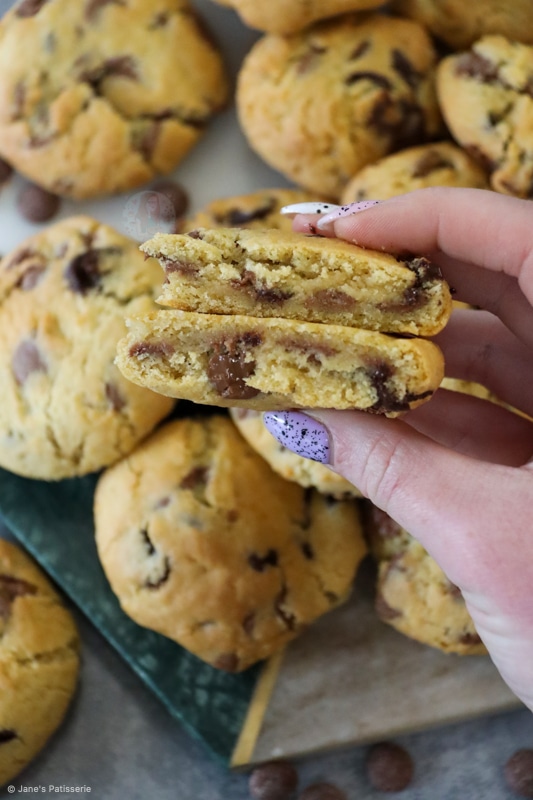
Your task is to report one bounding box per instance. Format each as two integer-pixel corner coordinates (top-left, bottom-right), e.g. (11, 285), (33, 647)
(437, 37), (533, 198)
(237, 14), (442, 198)
(0, 216), (174, 480)
(0, 0), (228, 198)
(94, 416), (367, 671)
(0, 539), (80, 786)
(341, 141), (489, 203)
(365, 505), (486, 655)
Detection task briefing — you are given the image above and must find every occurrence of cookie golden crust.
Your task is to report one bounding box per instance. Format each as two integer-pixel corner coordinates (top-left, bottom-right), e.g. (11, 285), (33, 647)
(437, 37), (533, 199)
(0, 0), (228, 198)
(0, 539), (80, 786)
(236, 14), (442, 199)
(212, 0), (385, 35)
(391, 0), (533, 50)
(365, 506), (486, 656)
(144, 228), (452, 336)
(230, 408), (362, 498)
(116, 310), (445, 415)
(0, 216), (174, 480)
(94, 416), (367, 672)
(183, 188), (322, 232)
(341, 141), (489, 203)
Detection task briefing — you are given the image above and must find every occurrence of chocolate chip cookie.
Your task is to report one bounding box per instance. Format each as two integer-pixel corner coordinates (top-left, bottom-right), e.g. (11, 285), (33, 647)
(341, 141), (489, 203)
(94, 416), (367, 671)
(143, 228), (452, 335)
(391, 0), (533, 50)
(0, 216), (174, 480)
(0, 539), (80, 786)
(365, 505), (486, 655)
(211, 0), (385, 35)
(237, 13), (442, 199)
(183, 188), (321, 232)
(230, 408), (361, 498)
(0, 0), (228, 198)
(437, 36), (533, 198)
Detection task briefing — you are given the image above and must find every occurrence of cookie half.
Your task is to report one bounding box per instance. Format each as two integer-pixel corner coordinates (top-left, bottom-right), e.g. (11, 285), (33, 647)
(0, 216), (174, 479)
(144, 228), (452, 336)
(0, 539), (80, 786)
(116, 310), (445, 415)
(94, 416), (367, 671)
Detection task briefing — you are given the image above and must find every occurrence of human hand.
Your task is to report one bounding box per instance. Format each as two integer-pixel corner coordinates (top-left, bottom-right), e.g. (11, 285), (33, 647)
(264, 188), (533, 710)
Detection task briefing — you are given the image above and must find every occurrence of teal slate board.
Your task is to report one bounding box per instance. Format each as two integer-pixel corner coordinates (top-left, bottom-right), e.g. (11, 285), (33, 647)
(0, 467), (260, 765)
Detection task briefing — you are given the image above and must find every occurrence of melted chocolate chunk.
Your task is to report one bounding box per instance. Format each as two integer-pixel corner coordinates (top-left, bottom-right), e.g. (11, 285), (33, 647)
(306, 288), (355, 312)
(85, 0), (126, 21)
(369, 96), (426, 150)
(368, 360), (433, 413)
(412, 150), (453, 178)
(345, 71), (392, 90)
(180, 466), (209, 490)
(464, 144), (497, 173)
(81, 55), (139, 88)
(217, 199), (275, 226)
(0, 730), (17, 744)
(162, 258), (198, 276)
(232, 270), (293, 305)
(0, 574), (38, 619)
(136, 122), (160, 161)
(105, 382), (125, 412)
(213, 653), (239, 672)
(248, 549), (278, 572)
(366, 742), (414, 792)
(15, 0), (48, 17)
(249, 760), (298, 800)
(392, 49), (420, 88)
(206, 334), (261, 400)
(129, 341), (174, 359)
(455, 51), (499, 82)
(16, 264), (46, 290)
(301, 542), (314, 560)
(12, 340), (47, 385)
(65, 251), (101, 294)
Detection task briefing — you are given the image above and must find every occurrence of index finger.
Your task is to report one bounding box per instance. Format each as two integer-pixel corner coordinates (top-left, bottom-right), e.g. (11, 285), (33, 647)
(330, 188), (533, 303)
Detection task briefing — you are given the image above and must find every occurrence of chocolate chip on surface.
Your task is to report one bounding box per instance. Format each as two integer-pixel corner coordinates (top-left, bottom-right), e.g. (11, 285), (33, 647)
(11, 340), (47, 385)
(366, 741), (414, 792)
(505, 749), (533, 797)
(298, 782), (347, 800)
(249, 760), (298, 800)
(0, 158), (13, 185)
(151, 180), (189, 223)
(17, 183), (61, 223)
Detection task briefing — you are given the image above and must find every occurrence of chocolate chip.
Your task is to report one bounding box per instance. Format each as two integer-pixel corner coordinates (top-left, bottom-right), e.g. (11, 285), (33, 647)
(455, 51), (499, 82)
(375, 591), (402, 621)
(151, 180), (189, 223)
(136, 121), (162, 161)
(412, 150), (453, 178)
(140, 528), (155, 555)
(275, 585), (296, 630)
(12, 81), (26, 120)
(15, 0), (48, 17)
(145, 557), (170, 589)
(162, 258), (198, 276)
(369, 96), (425, 150)
(505, 749), (533, 797)
(17, 184), (61, 223)
(16, 264), (46, 290)
(368, 506), (402, 539)
(248, 549), (278, 572)
(0, 574), (38, 620)
(206, 334), (262, 400)
(392, 49), (420, 88)
(187, 230), (203, 239)
(0, 159), (13, 185)
(298, 782), (347, 800)
(232, 271), (293, 305)
(350, 40), (371, 60)
(301, 542), (314, 560)
(242, 612), (255, 636)
(153, 496), (171, 510)
(105, 382), (125, 412)
(0, 730), (17, 744)
(129, 341), (174, 359)
(12, 340), (47, 386)
(213, 653), (239, 672)
(180, 466), (209, 490)
(85, 0), (126, 21)
(249, 760), (298, 800)
(459, 631), (482, 646)
(464, 144), (497, 173)
(150, 10), (169, 28)
(81, 56), (139, 87)
(345, 71), (392, 90)
(64, 251), (101, 294)
(306, 289), (355, 312)
(296, 44), (327, 76)
(366, 742), (414, 792)
(217, 199), (275, 226)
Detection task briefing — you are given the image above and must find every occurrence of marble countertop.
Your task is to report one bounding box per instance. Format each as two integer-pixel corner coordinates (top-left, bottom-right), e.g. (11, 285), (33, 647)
(1, 522), (532, 800)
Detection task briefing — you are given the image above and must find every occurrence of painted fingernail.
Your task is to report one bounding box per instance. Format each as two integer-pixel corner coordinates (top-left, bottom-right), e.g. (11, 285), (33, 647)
(263, 410), (330, 464)
(316, 200), (380, 230)
(279, 202), (342, 216)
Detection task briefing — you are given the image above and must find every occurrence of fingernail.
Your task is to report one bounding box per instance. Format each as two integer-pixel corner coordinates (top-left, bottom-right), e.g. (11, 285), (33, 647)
(316, 200), (380, 230)
(279, 202), (342, 216)
(263, 410), (330, 464)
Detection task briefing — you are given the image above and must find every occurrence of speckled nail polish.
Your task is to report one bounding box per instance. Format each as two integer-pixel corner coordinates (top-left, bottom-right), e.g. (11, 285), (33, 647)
(316, 199), (380, 229)
(263, 411), (330, 464)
